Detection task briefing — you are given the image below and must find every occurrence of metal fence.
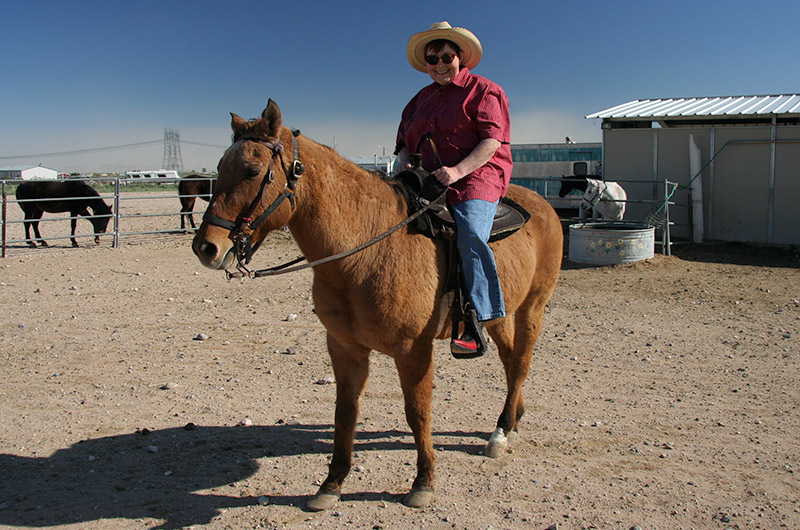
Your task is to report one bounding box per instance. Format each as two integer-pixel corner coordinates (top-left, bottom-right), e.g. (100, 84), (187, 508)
(510, 176), (689, 255)
(2, 175), (685, 257)
(1, 177), (214, 257)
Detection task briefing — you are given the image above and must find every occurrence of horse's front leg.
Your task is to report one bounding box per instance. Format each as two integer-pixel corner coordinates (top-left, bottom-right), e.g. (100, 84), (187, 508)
(395, 346), (436, 508)
(69, 209), (87, 247)
(307, 336), (371, 512)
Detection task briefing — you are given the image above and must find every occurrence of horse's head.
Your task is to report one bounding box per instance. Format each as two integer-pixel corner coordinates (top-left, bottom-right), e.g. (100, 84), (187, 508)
(90, 201), (113, 244)
(558, 176), (588, 198)
(193, 99), (302, 272)
(582, 178), (603, 208)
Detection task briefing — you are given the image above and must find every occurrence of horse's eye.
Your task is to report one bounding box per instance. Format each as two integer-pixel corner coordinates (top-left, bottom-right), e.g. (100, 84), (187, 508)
(245, 168), (261, 179)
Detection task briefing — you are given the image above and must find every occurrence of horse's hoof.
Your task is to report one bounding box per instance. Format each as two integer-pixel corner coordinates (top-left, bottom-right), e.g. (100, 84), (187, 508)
(306, 491), (340, 512)
(403, 487), (434, 508)
(485, 428), (509, 458)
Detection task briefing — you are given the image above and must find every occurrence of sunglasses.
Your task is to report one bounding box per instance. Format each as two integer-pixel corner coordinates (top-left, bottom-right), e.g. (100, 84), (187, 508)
(425, 53), (456, 65)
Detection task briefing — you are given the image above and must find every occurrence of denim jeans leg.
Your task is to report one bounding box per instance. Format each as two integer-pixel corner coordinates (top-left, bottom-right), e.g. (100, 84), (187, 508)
(451, 199), (506, 321)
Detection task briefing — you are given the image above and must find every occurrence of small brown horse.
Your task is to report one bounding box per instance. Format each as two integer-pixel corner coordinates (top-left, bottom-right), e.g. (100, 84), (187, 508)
(16, 180), (113, 247)
(192, 100), (563, 510)
(178, 175), (214, 230)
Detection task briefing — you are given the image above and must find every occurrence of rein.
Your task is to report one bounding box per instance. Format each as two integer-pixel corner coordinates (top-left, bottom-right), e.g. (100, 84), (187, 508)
(227, 189), (445, 279)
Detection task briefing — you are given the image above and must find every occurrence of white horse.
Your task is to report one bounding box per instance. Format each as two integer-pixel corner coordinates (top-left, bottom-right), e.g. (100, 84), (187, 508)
(580, 178), (626, 221)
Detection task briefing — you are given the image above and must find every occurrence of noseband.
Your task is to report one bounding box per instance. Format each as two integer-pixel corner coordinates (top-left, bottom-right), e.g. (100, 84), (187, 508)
(203, 130), (305, 268)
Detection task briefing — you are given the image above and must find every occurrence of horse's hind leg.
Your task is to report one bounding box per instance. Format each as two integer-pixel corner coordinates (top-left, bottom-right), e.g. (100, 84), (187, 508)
(23, 219), (36, 247)
(307, 337), (371, 511)
(485, 302), (546, 458)
(180, 197), (196, 231)
(25, 211), (46, 247)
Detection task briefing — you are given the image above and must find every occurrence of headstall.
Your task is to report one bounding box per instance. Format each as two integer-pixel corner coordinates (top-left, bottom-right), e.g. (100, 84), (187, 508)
(202, 130), (305, 271)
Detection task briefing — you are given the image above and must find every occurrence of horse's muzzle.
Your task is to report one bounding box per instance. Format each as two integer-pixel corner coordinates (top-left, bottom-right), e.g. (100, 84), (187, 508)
(192, 233), (235, 270)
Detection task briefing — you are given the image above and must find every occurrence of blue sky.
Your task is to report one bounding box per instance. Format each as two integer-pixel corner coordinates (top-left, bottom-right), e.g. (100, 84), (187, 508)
(2, 0), (798, 173)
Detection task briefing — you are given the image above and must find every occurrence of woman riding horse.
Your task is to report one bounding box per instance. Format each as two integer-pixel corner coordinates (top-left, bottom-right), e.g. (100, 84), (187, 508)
(191, 99), (562, 510)
(396, 22), (512, 357)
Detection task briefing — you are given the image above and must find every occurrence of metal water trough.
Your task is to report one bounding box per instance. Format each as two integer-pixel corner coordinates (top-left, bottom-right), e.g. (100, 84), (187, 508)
(569, 222), (655, 265)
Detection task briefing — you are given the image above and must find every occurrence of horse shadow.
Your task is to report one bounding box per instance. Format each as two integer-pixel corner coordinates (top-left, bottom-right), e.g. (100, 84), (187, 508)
(0, 423), (487, 529)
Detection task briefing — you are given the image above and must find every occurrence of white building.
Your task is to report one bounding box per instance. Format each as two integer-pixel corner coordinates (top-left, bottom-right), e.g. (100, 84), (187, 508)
(0, 165), (59, 180)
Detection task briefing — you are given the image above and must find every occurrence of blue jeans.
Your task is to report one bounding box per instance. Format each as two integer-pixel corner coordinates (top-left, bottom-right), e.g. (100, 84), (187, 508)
(451, 199), (506, 321)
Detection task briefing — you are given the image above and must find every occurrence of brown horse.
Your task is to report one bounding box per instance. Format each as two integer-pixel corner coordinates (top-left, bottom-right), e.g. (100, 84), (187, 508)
(178, 175), (214, 230)
(192, 100), (563, 510)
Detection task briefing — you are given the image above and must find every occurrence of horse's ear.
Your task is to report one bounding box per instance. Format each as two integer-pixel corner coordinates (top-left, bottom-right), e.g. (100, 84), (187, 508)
(231, 112), (247, 133)
(260, 99), (282, 136)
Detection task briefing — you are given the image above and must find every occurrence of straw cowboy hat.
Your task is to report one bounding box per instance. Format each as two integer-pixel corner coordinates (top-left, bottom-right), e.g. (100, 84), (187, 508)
(406, 21), (483, 73)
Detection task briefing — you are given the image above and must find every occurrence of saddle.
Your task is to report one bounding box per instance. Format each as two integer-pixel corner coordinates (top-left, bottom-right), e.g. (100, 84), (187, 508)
(393, 159), (531, 242)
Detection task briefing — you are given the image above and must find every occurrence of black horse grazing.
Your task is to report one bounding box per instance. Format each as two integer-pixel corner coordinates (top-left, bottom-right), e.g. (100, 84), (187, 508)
(558, 175), (589, 197)
(16, 180), (113, 248)
(178, 175), (213, 230)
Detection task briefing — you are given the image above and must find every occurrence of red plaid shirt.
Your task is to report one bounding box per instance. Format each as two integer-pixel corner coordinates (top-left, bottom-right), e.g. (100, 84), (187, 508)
(396, 67), (513, 205)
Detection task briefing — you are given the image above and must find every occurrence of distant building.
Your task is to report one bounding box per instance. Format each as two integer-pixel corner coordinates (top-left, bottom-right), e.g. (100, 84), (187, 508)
(0, 165), (59, 180)
(510, 143), (602, 209)
(349, 155), (397, 177)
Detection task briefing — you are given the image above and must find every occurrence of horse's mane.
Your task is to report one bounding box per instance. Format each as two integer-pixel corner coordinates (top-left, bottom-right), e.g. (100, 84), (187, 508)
(68, 181), (111, 213)
(296, 130), (408, 213)
(66, 180), (101, 197)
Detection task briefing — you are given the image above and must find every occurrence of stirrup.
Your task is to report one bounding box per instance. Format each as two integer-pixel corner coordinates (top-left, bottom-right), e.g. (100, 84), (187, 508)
(451, 317), (486, 359)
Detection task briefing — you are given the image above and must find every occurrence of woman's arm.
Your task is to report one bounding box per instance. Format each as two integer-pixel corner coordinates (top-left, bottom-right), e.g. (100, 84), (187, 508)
(432, 138), (501, 186)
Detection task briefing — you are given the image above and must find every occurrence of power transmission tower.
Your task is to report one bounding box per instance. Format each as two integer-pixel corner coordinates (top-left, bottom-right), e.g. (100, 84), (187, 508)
(162, 127), (184, 172)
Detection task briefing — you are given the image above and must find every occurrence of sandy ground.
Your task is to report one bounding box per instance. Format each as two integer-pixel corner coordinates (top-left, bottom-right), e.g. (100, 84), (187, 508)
(0, 192), (799, 530)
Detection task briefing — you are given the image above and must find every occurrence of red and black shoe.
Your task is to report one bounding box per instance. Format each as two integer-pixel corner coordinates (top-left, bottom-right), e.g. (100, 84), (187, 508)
(451, 322), (486, 359)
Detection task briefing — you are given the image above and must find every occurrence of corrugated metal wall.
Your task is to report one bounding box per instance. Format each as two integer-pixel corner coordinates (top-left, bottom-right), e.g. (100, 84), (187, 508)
(603, 125), (800, 244)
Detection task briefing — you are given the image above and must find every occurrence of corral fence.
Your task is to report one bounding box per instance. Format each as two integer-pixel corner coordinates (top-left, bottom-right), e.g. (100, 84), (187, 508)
(2, 175), (687, 257)
(1, 176), (215, 257)
(510, 176), (689, 255)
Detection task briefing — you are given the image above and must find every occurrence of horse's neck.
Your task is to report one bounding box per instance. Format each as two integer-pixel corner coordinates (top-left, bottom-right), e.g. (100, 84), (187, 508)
(288, 137), (405, 262)
(86, 195), (106, 212)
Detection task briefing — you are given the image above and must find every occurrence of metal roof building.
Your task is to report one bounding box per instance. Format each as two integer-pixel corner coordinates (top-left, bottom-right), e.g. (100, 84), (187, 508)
(587, 94), (800, 122)
(586, 94), (800, 245)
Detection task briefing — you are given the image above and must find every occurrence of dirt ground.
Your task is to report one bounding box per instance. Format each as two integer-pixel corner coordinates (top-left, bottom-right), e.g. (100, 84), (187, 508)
(0, 194), (799, 530)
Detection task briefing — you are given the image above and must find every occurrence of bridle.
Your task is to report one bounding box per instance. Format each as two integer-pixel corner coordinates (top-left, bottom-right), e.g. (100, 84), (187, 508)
(581, 180), (606, 211)
(202, 129), (305, 270)
(202, 131), (445, 281)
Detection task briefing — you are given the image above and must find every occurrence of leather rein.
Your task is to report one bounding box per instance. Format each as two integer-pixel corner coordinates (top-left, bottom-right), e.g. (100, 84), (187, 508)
(204, 131), (444, 280)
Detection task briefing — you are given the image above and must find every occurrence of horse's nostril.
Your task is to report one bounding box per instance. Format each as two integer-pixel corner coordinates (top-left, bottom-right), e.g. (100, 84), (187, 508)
(199, 241), (217, 260)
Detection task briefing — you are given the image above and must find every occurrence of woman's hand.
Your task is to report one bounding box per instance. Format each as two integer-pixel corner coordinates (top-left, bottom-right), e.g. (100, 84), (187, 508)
(432, 166), (463, 186)
(432, 138), (501, 186)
